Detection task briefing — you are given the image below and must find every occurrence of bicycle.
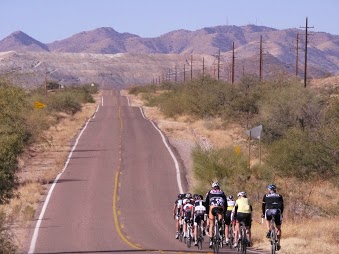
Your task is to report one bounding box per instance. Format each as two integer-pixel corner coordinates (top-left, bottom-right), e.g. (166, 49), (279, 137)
(196, 221), (204, 250)
(227, 221), (235, 249)
(178, 221), (184, 242)
(237, 221), (248, 254)
(186, 220), (193, 248)
(212, 207), (224, 253)
(269, 217), (278, 254)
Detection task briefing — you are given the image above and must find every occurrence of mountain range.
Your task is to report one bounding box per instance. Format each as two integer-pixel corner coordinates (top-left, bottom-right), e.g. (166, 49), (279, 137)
(0, 25), (338, 87)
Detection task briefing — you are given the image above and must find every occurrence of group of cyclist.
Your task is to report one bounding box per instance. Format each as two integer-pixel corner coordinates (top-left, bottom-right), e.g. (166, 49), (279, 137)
(173, 182), (284, 250)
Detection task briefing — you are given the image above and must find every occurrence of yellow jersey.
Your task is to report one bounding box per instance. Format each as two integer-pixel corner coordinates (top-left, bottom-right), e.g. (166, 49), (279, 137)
(235, 197), (252, 213)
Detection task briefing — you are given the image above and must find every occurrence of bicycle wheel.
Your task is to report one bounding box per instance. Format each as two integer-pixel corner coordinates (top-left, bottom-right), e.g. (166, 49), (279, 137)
(213, 221), (220, 253)
(197, 226), (203, 250)
(187, 227), (192, 248)
(179, 225), (183, 242)
(229, 226), (234, 249)
(270, 229), (277, 254)
(241, 226), (247, 254)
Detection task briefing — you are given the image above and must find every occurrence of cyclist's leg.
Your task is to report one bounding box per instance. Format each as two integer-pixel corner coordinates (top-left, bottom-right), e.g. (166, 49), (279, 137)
(224, 210), (231, 243)
(193, 216), (198, 244)
(183, 218), (188, 237)
(246, 213), (252, 246)
(209, 206), (215, 238)
(265, 209), (272, 238)
(208, 213), (215, 247)
(234, 220), (240, 247)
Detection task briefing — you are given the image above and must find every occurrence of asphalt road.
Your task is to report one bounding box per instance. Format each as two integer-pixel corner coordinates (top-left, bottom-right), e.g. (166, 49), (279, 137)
(25, 90), (264, 254)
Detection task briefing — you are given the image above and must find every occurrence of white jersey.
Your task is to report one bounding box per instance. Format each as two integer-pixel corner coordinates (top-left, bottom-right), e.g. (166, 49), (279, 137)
(194, 200), (206, 215)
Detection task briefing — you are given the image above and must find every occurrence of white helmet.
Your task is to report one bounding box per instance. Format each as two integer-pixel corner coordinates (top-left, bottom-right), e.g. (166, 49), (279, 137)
(237, 191), (246, 197)
(212, 182), (220, 188)
(183, 199), (189, 205)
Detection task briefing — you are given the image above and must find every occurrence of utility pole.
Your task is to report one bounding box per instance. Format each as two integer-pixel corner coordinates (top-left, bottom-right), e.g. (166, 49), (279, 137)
(44, 63), (47, 94)
(300, 17), (314, 88)
(217, 49), (221, 80)
(232, 42), (235, 84)
(191, 55), (193, 81)
(175, 65), (177, 83)
(259, 35), (263, 82)
(296, 33), (299, 77)
(202, 57), (205, 77)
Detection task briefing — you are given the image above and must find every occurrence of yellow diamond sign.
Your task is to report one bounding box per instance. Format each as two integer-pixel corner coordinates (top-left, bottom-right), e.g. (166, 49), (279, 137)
(34, 101), (46, 109)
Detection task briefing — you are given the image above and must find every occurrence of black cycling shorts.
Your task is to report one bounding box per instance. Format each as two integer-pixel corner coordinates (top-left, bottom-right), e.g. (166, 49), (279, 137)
(265, 209), (282, 225)
(236, 212), (252, 228)
(224, 210), (232, 225)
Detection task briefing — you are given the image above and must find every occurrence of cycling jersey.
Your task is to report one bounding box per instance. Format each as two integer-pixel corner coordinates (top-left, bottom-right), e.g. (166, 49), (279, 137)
(235, 197), (252, 213)
(182, 203), (194, 219)
(262, 192), (284, 215)
(194, 200), (206, 216)
(205, 189), (227, 207)
(174, 198), (184, 217)
(226, 199), (236, 211)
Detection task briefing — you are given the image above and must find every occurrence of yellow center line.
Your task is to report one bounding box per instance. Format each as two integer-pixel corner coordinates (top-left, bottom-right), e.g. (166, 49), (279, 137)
(112, 103), (142, 250)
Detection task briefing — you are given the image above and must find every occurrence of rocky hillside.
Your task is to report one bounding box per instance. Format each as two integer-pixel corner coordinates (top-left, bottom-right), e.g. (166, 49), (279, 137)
(0, 25), (338, 88)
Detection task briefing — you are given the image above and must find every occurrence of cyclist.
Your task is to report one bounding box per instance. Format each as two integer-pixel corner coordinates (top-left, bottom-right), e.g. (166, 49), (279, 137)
(193, 194), (206, 246)
(205, 181), (227, 248)
(181, 198), (194, 238)
(232, 191), (252, 248)
(262, 184), (284, 251)
(224, 195), (236, 245)
(173, 193), (185, 239)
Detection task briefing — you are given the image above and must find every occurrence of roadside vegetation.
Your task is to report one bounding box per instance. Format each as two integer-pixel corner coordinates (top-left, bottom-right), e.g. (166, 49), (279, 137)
(0, 78), (98, 253)
(129, 74), (339, 253)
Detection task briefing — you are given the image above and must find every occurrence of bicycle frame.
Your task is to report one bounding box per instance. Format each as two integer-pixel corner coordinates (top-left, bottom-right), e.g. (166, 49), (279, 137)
(270, 217), (278, 254)
(196, 222), (204, 250)
(237, 221), (247, 254)
(186, 221), (193, 248)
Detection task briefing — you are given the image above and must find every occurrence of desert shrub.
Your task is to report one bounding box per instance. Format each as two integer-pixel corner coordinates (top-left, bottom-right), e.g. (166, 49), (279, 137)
(0, 83), (31, 203)
(46, 91), (82, 115)
(128, 84), (157, 95)
(0, 212), (17, 254)
(258, 81), (324, 142)
(266, 127), (339, 181)
(192, 145), (249, 195)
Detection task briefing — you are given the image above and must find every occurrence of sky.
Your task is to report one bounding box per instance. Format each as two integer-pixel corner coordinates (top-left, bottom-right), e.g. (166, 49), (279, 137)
(1, 0), (339, 43)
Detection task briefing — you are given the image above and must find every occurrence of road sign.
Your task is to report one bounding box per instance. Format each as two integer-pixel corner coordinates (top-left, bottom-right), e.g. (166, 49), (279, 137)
(34, 101), (46, 109)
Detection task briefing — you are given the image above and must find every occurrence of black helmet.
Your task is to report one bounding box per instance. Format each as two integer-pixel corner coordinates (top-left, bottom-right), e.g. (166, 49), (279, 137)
(267, 184), (277, 191)
(228, 195), (234, 200)
(185, 193), (192, 199)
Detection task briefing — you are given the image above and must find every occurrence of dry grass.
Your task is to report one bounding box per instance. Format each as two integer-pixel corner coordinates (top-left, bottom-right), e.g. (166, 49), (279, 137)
(123, 90), (339, 254)
(1, 92), (102, 250)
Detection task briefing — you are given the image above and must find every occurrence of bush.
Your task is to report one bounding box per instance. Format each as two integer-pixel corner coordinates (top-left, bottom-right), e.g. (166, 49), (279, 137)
(46, 91), (82, 115)
(0, 211), (17, 253)
(192, 145), (249, 194)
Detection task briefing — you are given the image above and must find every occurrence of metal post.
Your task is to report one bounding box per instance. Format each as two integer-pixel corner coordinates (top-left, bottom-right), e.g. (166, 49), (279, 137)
(232, 42), (235, 84)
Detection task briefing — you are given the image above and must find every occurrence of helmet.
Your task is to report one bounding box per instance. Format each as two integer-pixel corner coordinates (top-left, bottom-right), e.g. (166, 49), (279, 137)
(199, 194), (204, 200)
(267, 184), (277, 191)
(183, 199), (189, 205)
(212, 182), (220, 188)
(194, 194), (202, 200)
(185, 193), (192, 199)
(228, 195), (234, 200)
(178, 194), (182, 199)
(237, 191), (246, 197)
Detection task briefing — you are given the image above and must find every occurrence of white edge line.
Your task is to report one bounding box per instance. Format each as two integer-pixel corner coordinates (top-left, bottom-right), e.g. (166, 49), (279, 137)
(121, 93), (183, 193)
(138, 106), (184, 194)
(28, 117), (93, 254)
